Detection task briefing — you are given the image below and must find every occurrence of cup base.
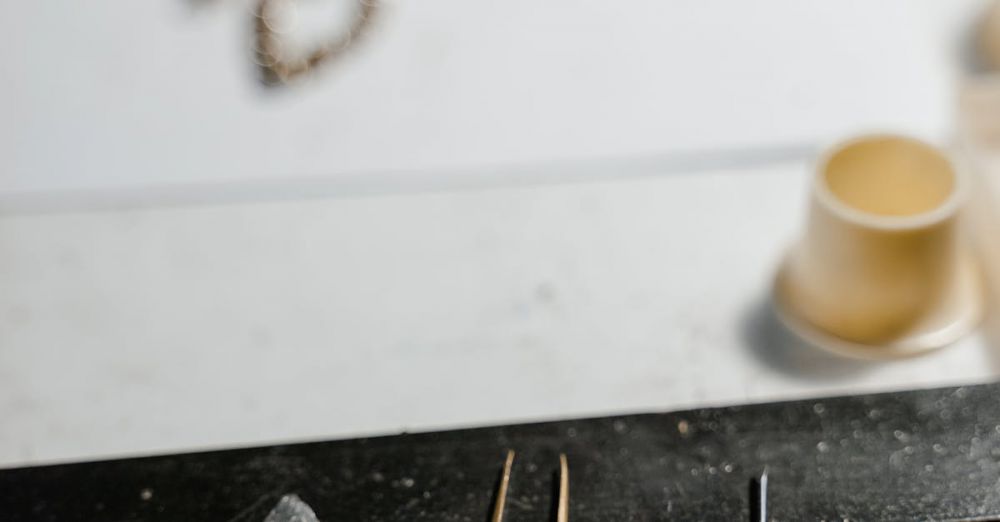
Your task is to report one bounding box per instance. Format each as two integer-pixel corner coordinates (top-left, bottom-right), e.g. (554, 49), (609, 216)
(772, 250), (984, 360)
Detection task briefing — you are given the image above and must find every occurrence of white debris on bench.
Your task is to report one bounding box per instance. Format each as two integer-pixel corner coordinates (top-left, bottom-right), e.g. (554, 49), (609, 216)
(263, 494), (319, 522)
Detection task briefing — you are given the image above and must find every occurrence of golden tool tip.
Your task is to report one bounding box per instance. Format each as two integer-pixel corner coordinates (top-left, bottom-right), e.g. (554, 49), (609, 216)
(557, 453), (569, 522)
(491, 450), (515, 522)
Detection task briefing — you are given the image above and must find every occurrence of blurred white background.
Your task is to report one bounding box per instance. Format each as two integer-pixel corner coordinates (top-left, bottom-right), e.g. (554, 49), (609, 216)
(1, 0), (997, 469)
(0, 0), (973, 199)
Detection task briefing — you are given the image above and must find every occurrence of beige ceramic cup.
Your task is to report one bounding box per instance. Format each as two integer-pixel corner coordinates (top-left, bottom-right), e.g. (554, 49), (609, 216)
(774, 134), (983, 359)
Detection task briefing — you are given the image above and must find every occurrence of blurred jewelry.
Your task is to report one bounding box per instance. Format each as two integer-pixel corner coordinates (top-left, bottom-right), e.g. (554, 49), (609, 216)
(253, 0), (378, 85)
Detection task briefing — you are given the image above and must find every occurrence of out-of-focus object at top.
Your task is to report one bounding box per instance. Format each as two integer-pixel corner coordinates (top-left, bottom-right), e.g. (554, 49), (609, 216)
(774, 135), (982, 359)
(960, 77), (1000, 151)
(979, 0), (1000, 71)
(253, 0), (378, 86)
(959, 77), (1000, 337)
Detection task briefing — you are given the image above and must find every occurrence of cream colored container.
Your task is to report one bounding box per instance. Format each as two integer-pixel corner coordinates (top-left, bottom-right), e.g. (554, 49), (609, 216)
(774, 135), (983, 359)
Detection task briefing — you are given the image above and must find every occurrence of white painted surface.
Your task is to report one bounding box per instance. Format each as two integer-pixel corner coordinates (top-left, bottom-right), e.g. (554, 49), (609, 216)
(0, 0), (960, 196)
(2, 160), (997, 469)
(2, 0), (999, 470)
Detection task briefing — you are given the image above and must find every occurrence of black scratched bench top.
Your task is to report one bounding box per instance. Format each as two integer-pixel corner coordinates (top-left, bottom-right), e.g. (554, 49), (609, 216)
(4, 383), (1000, 521)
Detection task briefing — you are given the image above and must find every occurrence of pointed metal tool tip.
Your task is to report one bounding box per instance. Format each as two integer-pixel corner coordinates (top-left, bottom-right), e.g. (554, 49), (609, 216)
(754, 467), (769, 522)
(491, 450), (515, 522)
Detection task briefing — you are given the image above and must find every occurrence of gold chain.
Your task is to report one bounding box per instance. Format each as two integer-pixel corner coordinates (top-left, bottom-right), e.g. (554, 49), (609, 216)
(253, 0), (378, 85)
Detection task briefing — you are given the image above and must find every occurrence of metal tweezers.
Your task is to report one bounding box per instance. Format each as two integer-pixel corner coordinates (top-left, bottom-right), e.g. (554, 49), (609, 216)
(492, 450), (569, 522)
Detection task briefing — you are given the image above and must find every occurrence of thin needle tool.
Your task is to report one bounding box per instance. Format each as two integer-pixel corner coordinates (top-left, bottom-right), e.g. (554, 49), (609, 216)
(752, 468), (768, 522)
(492, 450), (516, 522)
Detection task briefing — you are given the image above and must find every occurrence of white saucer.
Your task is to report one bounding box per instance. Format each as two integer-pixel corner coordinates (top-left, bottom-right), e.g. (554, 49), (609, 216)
(772, 250), (984, 360)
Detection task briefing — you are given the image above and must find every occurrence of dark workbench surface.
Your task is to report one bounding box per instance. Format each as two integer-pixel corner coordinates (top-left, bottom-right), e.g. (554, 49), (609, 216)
(4, 383), (1000, 521)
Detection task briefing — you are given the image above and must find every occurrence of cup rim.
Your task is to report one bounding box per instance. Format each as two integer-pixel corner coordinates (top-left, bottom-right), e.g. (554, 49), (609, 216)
(813, 133), (967, 230)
